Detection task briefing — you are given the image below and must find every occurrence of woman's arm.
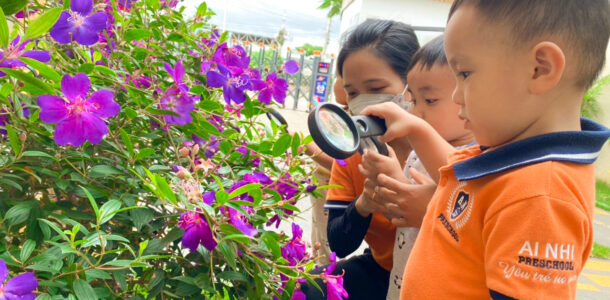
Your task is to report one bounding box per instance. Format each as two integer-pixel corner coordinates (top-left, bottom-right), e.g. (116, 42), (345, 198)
(326, 199), (372, 258)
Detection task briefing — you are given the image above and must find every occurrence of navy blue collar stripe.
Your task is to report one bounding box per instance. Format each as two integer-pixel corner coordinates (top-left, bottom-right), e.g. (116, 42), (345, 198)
(453, 118), (610, 181)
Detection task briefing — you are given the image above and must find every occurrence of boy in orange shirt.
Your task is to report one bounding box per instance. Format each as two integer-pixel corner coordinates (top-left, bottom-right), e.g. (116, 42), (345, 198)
(361, 0), (610, 299)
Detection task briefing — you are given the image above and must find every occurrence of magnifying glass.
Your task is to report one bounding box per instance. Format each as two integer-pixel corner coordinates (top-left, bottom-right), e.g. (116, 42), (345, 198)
(266, 109), (288, 130)
(307, 103), (388, 159)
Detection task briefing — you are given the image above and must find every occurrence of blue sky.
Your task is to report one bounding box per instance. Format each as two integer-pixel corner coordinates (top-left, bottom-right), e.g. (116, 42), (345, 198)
(181, 0), (341, 48)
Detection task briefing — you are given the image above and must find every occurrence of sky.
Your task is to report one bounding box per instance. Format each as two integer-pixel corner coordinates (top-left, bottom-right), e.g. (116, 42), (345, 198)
(180, 0), (341, 52)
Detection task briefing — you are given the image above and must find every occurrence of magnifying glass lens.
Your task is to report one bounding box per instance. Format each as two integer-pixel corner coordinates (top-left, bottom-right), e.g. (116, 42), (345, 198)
(318, 107), (356, 151)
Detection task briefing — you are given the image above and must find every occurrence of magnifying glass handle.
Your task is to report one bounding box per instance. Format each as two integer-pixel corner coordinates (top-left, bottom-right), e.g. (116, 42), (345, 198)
(352, 115), (387, 137)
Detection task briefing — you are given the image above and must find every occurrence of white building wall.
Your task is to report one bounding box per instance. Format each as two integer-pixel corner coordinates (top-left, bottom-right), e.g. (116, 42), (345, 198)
(340, 0), (452, 43)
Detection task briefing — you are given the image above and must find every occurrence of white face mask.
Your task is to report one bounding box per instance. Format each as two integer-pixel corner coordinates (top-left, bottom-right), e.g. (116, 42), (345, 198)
(347, 85), (410, 115)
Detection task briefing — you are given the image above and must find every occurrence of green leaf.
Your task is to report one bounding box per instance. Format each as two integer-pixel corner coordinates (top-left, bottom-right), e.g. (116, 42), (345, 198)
(5, 202), (36, 226)
(89, 165), (122, 178)
(104, 259), (132, 267)
(138, 240), (149, 256)
(24, 7), (63, 40)
(136, 148), (155, 161)
(124, 29), (151, 41)
(0, 178), (22, 192)
(20, 239), (36, 262)
(154, 174), (176, 204)
(85, 269), (112, 280)
(80, 186), (100, 220)
(37, 219), (69, 242)
(1, 68), (54, 94)
(261, 232), (281, 259)
(5, 124), (21, 156)
(0, 8), (8, 48)
(99, 200), (122, 225)
(93, 65), (116, 77)
(196, 2), (208, 17)
(22, 150), (57, 161)
(35, 294), (53, 300)
(227, 183), (262, 200)
(19, 57), (62, 83)
(0, 0), (26, 15)
(272, 133), (292, 156)
(73, 279), (98, 300)
(119, 129), (134, 157)
(217, 271), (248, 282)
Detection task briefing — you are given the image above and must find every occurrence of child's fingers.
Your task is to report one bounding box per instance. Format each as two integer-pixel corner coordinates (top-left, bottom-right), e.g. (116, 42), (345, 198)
(391, 217), (410, 227)
(360, 102), (393, 118)
(377, 173), (410, 193)
(358, 163), (378, 181)
(377, 186), (398, 200)
(408, 167), (436, 185)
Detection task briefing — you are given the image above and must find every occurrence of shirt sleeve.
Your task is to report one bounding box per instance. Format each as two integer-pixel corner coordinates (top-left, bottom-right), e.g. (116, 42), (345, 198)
(327, 200), (372, 258)
(482, 196), (591, 300)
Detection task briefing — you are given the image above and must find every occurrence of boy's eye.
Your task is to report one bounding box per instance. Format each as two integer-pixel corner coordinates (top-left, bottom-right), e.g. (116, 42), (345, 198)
(425, 99), (438, 105)
(410, 99), (417, 105)
(458, 71), (471, 79)
(369, 87), (385, 92)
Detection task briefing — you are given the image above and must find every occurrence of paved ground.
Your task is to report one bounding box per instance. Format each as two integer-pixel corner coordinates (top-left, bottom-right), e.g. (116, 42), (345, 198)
(273, 102), (610, 299)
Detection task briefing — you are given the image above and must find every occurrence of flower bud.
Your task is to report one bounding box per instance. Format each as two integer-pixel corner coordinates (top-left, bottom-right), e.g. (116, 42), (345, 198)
(19, 132), (26, 143)
(192, 144), (200, 154)
(176, 169), (188, 180)
(178, 147), (190, 157)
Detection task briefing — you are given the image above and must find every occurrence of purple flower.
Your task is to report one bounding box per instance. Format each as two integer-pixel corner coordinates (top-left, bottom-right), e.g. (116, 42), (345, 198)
(0, 259), (38, 300)
(201, 30), (221, 48)
(323, 252), (348, 300)
(51, 0), (108, 46)
(203, 191), (215, 205)
(206, 65), (250, 105)
(291, 290), (306, 300)
(179, 211), (217, 252)
(161, 0), (178, 8)
(283, 60), (299, 75)
(159, 88), (195, 125)
(164, 60), (189, 96)
(15, 10), (39, 19)
(0, 36), (50, 76)
(225, 207), (258, 237)
(281, 223), (307, 266)
(37, 74), (120, 147)
(253, 73), (289, 104)
(124, 73), (152, 89)
(213, 43), (250, 70)
(118, 0), (136, 10)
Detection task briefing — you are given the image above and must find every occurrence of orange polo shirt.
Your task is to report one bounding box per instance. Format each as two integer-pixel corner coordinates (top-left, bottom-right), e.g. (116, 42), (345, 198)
(325, 153), (396, 271)
(401, 118), (610, 299)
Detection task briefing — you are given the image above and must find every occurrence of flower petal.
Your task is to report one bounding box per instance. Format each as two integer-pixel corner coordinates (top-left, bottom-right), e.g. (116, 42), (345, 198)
(61, 73), (90, 102)
(83, 12), (107, 32)
(228, 86), (246, 104)
(73, 25), (99, 46)
(4, 272), (38, 295)
(81, 113), (109, 144)
(5, 293), (37, 300)
(22, 51), (51, 63)
(37, 95), (69, 123)
(50, 11), (75, 44)
(54, 116), (86, 146)
(0, 259), (8, 284)
(206, 71), (226, 88)
(86, 90), (120, 118)
(174, 60), (185, 83)
(71, 0), (93, 16)
(258, 88), (272, 104)
(283, 60), (299, 75)
(181, 227), (202, 251)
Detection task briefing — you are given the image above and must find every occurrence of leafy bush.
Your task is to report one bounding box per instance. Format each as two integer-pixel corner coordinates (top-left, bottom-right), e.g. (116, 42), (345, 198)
(0, 0), (343, 299)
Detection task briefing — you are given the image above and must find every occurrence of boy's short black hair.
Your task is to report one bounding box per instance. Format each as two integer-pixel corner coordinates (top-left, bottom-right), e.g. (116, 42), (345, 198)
(448, 0), (610, 89)
(337, 19), (420, 83)
(407, 35), (447, 73)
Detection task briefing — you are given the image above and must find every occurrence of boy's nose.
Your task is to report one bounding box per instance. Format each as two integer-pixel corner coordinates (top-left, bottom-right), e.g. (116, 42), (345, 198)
(452, 86), (464, 105)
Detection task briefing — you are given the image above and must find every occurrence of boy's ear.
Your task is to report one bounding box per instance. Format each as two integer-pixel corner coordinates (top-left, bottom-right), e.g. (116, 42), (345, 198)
(528, 41), (565, 95)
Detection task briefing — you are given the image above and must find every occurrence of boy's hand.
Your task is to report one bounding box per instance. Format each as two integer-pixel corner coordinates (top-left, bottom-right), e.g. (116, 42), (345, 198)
(361, 102), (425, 143)
(377, 167), (437, 228)
(358, 147), (405, 186)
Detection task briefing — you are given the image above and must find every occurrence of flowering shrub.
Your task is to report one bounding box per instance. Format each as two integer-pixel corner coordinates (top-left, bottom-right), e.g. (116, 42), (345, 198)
(0, 0), (344, 299)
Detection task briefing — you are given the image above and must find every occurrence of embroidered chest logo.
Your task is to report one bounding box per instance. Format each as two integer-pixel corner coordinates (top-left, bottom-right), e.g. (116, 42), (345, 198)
(445, 181), (474, 229)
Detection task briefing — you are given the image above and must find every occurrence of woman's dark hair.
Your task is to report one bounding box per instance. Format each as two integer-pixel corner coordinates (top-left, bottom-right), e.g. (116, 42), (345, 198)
(407, 35), (447, 73)
(337, 19), (420, 83)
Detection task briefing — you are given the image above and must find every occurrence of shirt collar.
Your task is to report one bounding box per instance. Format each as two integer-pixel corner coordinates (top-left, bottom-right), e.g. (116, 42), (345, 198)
(452, 118), (610, 181)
